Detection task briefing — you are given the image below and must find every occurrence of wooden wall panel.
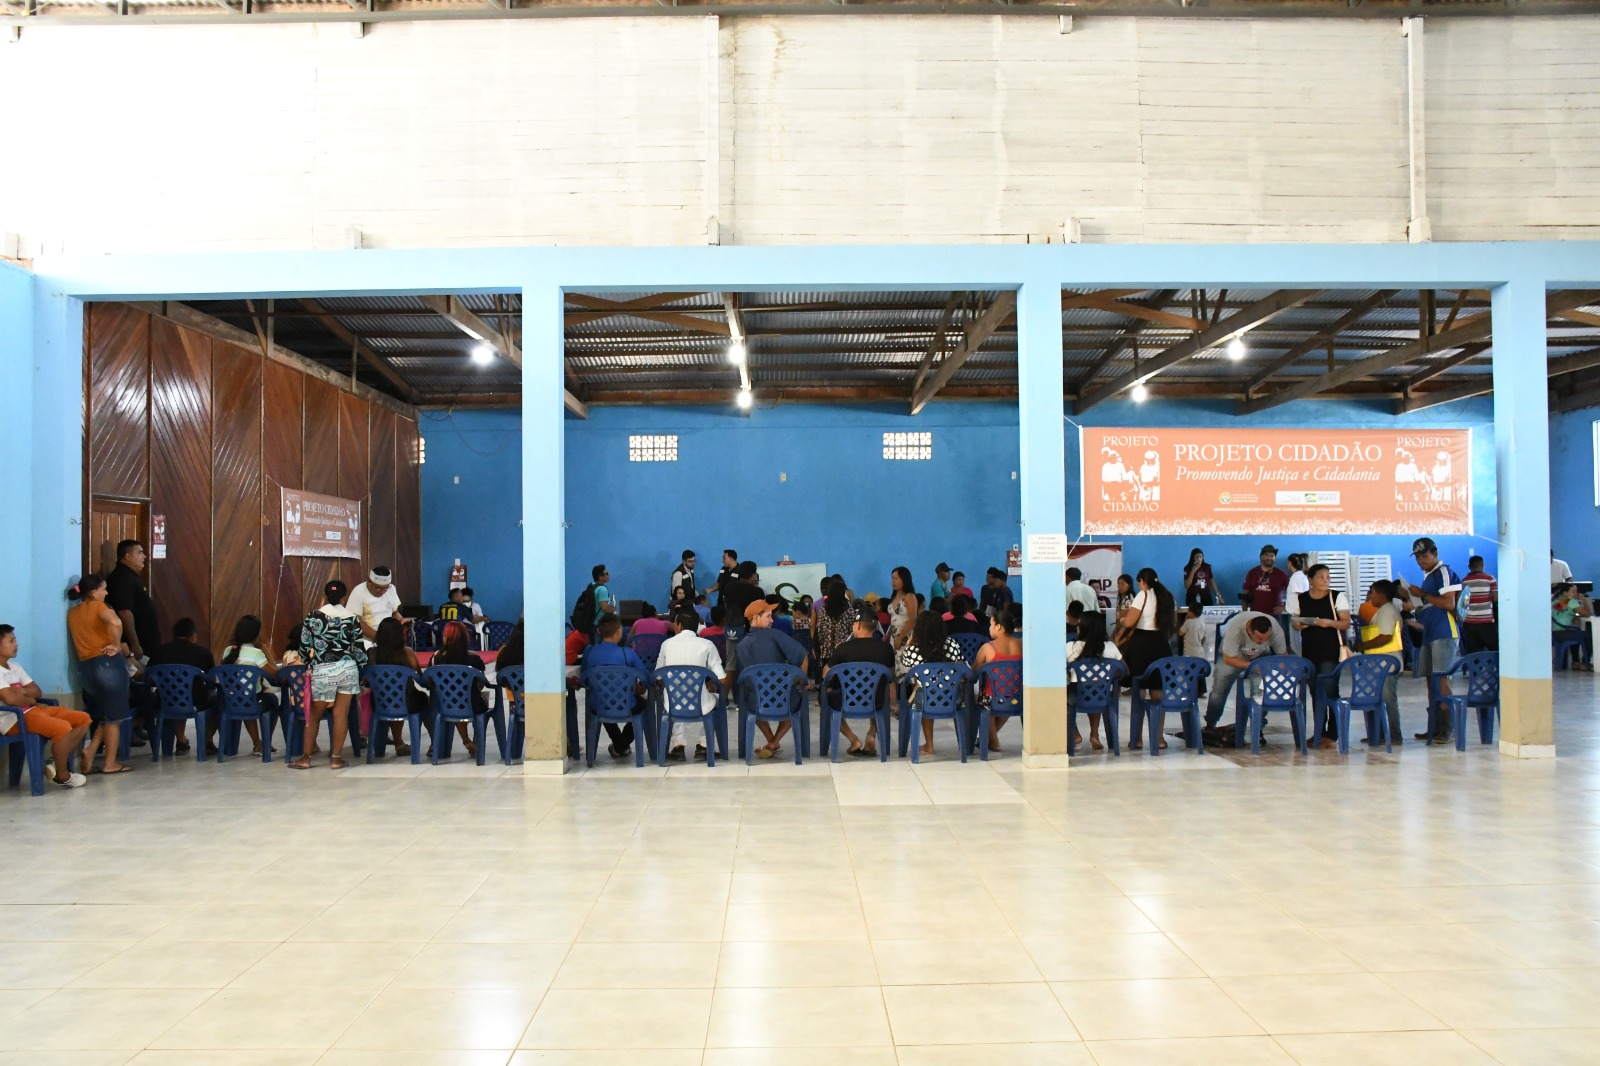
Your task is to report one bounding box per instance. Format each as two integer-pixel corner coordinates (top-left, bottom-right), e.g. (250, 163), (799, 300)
(395, 416), (422, 605)
(336, 392), (371, 592)
(368, 407), (398, 585)
(262, 359), (305, 643)
(300, 377), (341, 612)
(87, 303), (150, 499)
(148, 319), (214, 646)
(210, 342), (263, 647)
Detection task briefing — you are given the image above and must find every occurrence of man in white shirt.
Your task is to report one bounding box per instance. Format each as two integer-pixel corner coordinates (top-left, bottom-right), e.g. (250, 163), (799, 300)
(346, 566), (409, 648)
(0, 624), (90, 788)
(1064, 568), (1102, 614)
(654, 610), (726, 762)
(1552, 552), (1574, 586)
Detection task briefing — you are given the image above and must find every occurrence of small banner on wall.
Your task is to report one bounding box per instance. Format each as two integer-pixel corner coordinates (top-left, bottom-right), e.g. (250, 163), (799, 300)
(1080, 427), (1472, 536)
(281, 487), (363, 560)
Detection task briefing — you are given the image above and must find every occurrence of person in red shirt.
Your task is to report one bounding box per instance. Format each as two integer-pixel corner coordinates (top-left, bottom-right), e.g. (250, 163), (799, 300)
(1241, 545), (1289, 616)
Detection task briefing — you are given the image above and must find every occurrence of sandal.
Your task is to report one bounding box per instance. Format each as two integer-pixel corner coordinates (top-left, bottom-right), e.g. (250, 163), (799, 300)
(330, 756), (349, 770)
(101, 765), (133, 775)
(288, 756), (312, 770)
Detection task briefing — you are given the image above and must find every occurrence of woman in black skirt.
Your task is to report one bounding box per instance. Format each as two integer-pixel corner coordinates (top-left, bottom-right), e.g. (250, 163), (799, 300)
(1119, 567), (1177, 751)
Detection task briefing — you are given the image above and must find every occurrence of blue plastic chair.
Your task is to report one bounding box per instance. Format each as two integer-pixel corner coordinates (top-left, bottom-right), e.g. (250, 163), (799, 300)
(651, 665), (727, 767)
(1130, 656), (1211, 755)
(1068, 657), (1126, 757)
(1238, 655), (1314, 755)
(821, 662), (892, 762)
(362, 665), (425, 764)
(900, 662), (973, 764)
(2, 698), (58, 796)
(627, 632), (667, 672)
(207, 665), (276, 763)
(736, 663), (809, 765)
(583, 664), (655, 768)
(1330, 654), (1402, 754)
(484, 621), (515, 651)
(1442, 651), (1500, 751)
(975, 660), (1023, 761)
(143, 664), (211, 763)
(406, 621), (434, 652)
(421, 663), (501, 765)
(497, 666), (526, 764)
(949, 633), (987, 667)
(1552, 627), (1585, 670)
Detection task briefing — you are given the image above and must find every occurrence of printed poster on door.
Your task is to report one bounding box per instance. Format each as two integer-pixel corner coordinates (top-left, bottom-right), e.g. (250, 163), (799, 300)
(1080, 427), (1472, 536)
(281, 487), (363, 560)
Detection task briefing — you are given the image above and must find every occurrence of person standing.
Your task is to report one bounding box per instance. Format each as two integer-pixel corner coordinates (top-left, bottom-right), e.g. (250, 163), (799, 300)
(886, 567), (919, 652)
(1460, 555), (1499, 654)
(1293, 563), (1351, 749)
(670, 550), (698, 606)
(719, 561), (765, 665)
(715, 549), (739, 607)
(1407, 538), (1462, 744)
(1182, 548), (1216, 609)
(289, 579), (367, 770)
(1065, 568), (1101, 614)
(1241, 545), (1289, 616)
(1119, 569), (1176, 750)
(0, 623), (92, 788)
(979, 567), (1015, 621)
(66, 575), (134, 775)
(1358, 581), (1405, 744)
(929, 563), (952, 606)
(1551, 551), (1574, 588)
(105, 539), (160, 746)
(347, 566), (410, 648)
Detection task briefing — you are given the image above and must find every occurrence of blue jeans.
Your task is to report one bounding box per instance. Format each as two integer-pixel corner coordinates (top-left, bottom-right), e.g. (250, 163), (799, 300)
(78, 653), (130, 726)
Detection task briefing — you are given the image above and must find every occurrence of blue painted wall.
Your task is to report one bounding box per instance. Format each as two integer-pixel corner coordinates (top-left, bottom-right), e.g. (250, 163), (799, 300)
(421, 396), (1499, 619)
(1550, 404), (1600, 580)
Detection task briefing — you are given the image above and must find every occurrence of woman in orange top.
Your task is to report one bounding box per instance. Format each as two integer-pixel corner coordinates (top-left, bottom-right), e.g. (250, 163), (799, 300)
(67, 573), (134, 774)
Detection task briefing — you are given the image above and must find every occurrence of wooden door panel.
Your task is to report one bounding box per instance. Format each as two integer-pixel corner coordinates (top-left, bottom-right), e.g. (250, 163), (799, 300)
(149, 319), (213, 646)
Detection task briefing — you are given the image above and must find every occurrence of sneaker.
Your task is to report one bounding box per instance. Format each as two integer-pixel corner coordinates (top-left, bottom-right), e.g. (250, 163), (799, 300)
(53, 772), (87, 789)
(666, 747), (687, 763)
(1414, 731), (1433, 741)
(1432, 733), (1454, 745)
(694, 744), (707, 760)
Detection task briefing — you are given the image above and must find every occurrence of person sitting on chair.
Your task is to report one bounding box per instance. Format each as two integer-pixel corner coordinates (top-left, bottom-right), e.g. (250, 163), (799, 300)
(655, 610), (726, 762)
(1553, 583), (1594, 671)
(973, 603), (1023, 753)
(585, 616), (647, 760)
(825, 603), (896, 758)
(733, 599), (809, 759)
(0, 623), (91, 788)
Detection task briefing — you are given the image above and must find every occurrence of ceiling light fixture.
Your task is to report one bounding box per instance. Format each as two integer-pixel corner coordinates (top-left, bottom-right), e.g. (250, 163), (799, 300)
(470, 343), (495, 366)
(728, 341), (747, 365)
(736, 388), (753, 410)
(1131, 382), (1149, 403)
(1226, 337), (1247, 361)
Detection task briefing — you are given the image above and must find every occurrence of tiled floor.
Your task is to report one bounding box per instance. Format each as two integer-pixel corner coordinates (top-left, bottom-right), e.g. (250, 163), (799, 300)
(2, 671), (1598, 1065)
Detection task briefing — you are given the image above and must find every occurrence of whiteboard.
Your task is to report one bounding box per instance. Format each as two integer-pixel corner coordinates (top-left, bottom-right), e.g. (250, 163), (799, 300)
(755, 563), (829, 605)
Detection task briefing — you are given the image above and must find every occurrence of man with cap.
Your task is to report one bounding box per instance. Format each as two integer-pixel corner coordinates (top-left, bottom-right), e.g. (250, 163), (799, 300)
(980, 566), (1015, 621)
(1406, 537), (1462, 744)
(732, 598), (810, 758)
(347, 565), (410, 648)
(1241, 545), (1289, 616)
(929, 564), (952, 607)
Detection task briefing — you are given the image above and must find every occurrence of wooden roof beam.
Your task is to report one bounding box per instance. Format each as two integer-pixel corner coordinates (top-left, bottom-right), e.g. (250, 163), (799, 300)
(910, 290), (1017, 415)
(1243, 290), (1395, 393)
(1240, 289), (1600, 415)
(565, 293), (729, 336)
(1071, 289), (1179, 393)
(297, 298), (419, 403)
(420, 294), (587, 419)
(1076, 289), (1323, 414)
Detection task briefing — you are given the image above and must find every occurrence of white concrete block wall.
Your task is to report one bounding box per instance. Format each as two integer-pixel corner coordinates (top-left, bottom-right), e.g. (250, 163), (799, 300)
(1427, 17), (1600, 241)
(1, 13), (1596, 253)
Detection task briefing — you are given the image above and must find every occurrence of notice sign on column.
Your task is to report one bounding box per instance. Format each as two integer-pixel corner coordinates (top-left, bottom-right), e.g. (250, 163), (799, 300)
(1027, 534), (1071, 564)
(281, 487), (363, 560)
(1080, 427), (1472, 536)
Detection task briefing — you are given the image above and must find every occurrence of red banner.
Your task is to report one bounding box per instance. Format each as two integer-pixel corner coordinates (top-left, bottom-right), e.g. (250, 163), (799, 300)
(281, 487), (363, 560)
(1080, 427), (1472, 536)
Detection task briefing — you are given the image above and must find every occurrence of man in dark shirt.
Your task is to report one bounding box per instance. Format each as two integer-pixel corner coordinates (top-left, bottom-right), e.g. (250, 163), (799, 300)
(979, 567), (1015, 620)
(720, 561), (765, 662)
(825, 605), (895, 757)
(733, 599), (809, 758)
(1241, 544), (1289, 616)
(105, 540), (160, 661)
(146, 617), (217, 756)
(714, 549), (739, 606)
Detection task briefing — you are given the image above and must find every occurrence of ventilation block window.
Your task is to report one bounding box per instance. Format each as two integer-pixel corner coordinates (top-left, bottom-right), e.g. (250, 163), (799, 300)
(630, 434), (679, 462)
(883, 431), (933, 461)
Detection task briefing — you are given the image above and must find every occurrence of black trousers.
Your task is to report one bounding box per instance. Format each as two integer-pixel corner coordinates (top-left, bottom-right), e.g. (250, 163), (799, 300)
(1462, 625), (1499, 654)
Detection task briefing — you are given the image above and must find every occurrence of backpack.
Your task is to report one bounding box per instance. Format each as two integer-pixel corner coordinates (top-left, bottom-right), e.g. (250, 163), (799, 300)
(570, 583), (598, 636)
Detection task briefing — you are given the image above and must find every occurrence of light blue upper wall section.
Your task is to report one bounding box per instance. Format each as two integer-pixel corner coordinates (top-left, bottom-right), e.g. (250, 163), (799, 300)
(1066, 397), (1500, 594)
(0, 263), (34, 633)
(1551, 405), (1600, 580)
(422, 396), (1499, 618)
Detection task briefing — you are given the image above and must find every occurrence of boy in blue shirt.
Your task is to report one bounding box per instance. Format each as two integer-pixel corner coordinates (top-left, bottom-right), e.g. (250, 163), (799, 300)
(1406, 537), (1461, 744)
(584, 616), (646, 759)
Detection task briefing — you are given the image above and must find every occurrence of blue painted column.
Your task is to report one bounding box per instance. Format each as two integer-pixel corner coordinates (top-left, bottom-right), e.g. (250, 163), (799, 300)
(1017, 272), (1069, 767)
(0, 265), (37, 667)
(522, 281), (569, 772)
(1491, 278), (1554, 757)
